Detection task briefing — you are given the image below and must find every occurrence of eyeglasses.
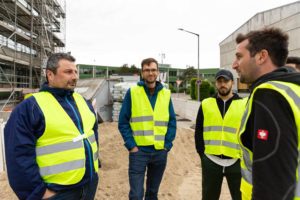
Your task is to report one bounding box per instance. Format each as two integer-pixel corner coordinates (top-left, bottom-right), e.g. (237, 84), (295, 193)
(142, 69), (158, 73)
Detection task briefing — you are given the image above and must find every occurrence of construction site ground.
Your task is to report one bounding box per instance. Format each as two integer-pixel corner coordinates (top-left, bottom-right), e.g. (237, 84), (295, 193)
(0, 118), (231, 200)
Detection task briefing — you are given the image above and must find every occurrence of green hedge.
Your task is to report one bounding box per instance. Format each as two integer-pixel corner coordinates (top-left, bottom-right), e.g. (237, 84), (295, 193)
(209, 85), (216, 96)
(190, 78), (197, 100)
(198, 80), (210, 101)
(190, 79), (216, 101)
(168, 84), (176, 93)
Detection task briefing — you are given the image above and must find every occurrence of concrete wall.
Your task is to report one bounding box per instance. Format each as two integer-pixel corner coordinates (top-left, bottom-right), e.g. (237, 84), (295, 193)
(219, 1), (300, 90)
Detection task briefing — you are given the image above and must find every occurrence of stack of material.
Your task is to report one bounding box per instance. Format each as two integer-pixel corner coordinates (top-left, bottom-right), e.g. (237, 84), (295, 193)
(112, 82), (136, 121)
(112, 102), (122, 122)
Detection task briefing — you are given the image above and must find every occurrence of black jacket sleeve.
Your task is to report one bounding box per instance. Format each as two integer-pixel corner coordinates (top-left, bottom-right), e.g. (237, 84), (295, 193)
(249, 89), (298, 200)
(194, 105), (205, 155)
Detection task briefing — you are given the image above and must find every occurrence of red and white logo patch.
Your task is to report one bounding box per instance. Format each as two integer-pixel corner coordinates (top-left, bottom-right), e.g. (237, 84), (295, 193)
(257, 129), (269, 140)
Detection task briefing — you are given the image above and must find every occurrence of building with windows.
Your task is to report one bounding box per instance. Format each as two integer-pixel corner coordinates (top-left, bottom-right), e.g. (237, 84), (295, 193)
(219, 1), (300, 92)
(0, 0), (66, 109)
(77, 63), (219, 88)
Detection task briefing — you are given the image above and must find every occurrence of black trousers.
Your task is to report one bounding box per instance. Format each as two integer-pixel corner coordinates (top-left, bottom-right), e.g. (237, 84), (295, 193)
(201, 154), (241, 200)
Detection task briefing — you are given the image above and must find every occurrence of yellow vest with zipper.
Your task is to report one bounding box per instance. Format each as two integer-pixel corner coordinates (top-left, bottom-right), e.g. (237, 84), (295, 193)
(202, 97), (247, 158)
(34, 92), (99, 185)
(238, 81), (300, 200)
(130, 85), (170, 150)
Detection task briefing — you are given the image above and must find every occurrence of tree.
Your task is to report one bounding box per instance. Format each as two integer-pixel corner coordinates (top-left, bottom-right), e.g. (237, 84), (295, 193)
(129, 64), (140, 74)
(117, 64), (140, 75)
(118, 64), (130, 75)
(180, 66), (197, 83)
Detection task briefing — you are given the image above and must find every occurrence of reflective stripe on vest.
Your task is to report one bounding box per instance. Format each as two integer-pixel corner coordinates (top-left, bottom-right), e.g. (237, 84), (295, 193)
(204, 140), (240, 150)
(238, 81), (300, 200)
(34, 92), (98, 185)
(203, 126), (237, 134)
(36, 134), (96, 156)
(295, 153), (300, 198)
(131, 116), (153, 122)
(202, 98), (247, 158)
(38, 134), (99, 177)
(133, 130), (153, 136)
(40, 159), (84, 176)
(130, 85), (170, 150)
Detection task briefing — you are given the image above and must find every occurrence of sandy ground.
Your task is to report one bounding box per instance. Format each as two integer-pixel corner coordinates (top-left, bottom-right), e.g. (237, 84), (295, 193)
(0, 120), (231, 200)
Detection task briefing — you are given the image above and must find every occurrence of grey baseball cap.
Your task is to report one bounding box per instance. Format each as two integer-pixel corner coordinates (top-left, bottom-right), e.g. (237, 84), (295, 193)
(215, 69), (233, 81)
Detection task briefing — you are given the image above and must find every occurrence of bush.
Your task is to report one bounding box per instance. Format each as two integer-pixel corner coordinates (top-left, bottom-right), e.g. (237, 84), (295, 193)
(185, 87), (190, 94)
(209, 85), (216, 96)
(178, 87), (186, 93)
(198, 80), (211, 101)
(168, 84), (176, 93)
(190, 78), (197, 100)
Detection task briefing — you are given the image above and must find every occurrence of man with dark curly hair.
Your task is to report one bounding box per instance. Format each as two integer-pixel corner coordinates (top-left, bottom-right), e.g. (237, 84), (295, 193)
(232, 27), (300, 200)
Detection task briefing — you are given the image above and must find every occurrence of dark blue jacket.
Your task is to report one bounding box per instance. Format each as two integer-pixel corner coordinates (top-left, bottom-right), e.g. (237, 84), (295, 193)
(4, 83), (99, 200)
(118, 81), (176, 152)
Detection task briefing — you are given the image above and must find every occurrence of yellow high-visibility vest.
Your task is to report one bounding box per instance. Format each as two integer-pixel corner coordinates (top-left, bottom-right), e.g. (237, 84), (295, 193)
(130, 85), (170, 150)
(24, 93), (33, 99)
(238, 81), (300, 200)
(34, 92), (99, 185)
(202, 97), (247, 158)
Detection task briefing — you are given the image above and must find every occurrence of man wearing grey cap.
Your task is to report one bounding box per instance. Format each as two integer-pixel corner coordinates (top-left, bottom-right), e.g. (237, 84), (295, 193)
(286, 56), (300, 72)
(195, 69), (247, 200)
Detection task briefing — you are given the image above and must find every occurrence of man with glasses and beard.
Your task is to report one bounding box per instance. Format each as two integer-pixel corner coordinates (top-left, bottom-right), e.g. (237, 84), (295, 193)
(118, 57), (176, 200)
(195, 69), (246, 200)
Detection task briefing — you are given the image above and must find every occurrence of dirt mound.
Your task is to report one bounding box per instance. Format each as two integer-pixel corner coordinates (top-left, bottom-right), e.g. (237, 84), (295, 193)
(0, 122), (231, 200)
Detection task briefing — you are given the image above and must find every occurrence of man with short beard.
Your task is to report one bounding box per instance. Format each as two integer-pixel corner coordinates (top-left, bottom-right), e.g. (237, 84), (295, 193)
(232, 27), (300, 200)
(4, 53), (99, 200)
(286, 56), (300, 72)
(118, 57), (176, 200)
(195, 69), (246, 200)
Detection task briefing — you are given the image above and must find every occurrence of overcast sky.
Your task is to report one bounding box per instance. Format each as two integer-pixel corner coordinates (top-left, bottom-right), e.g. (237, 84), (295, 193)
(65, 0), (297, 69)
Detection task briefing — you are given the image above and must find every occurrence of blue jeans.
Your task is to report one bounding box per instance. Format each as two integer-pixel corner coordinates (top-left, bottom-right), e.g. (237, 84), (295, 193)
(44, 176), (99, 200)
(128, 150), (168, 200)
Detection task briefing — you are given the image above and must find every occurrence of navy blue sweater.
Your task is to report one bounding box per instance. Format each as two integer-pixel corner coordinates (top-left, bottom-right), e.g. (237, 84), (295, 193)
(4, 83), (99, 200)
(118, 81), (176, 152)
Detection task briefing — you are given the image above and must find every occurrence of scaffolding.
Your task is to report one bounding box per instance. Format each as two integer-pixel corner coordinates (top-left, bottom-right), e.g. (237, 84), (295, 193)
(0, 0), (66, 110)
